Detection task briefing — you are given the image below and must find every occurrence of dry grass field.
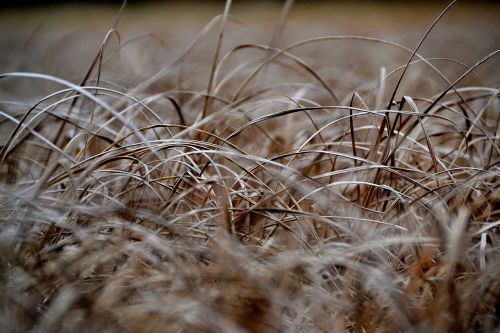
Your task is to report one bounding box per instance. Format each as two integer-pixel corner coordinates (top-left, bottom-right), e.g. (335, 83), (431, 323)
(0, 1), (499, 332)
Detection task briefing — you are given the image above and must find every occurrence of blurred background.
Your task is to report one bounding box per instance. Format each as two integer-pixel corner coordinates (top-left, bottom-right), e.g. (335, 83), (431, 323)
(1, 0), (499, 6)
(0, 0), (499, 103)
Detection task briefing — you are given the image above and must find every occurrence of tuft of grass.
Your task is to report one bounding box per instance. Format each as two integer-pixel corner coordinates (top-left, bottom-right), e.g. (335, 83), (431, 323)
(0, 1), (499, 332)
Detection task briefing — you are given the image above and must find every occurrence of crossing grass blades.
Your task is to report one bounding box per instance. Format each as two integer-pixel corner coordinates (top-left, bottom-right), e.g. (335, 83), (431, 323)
(0, 1), (498, 332)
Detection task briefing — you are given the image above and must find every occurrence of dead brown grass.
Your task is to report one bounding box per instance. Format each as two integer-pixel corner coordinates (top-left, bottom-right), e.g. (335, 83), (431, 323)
(0, 1), (499, 332)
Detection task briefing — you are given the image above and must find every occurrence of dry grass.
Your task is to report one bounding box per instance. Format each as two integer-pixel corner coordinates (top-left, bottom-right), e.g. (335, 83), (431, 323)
(0, 1), (499, 332)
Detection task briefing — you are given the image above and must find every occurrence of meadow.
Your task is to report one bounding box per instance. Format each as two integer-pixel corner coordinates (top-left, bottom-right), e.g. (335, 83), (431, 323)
(0, 1), (499, 332)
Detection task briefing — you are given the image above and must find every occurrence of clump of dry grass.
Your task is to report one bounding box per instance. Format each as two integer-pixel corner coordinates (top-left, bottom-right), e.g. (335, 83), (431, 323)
(0, 1), (499, 332)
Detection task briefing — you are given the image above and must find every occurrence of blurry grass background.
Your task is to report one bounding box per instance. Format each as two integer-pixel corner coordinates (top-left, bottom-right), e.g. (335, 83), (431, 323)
(1, 1), (499, 79)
